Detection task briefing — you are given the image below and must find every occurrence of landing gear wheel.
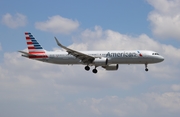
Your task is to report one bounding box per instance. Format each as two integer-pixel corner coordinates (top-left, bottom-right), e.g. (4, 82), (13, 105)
(85, 66), (90, 71)
(92, 69), (98, 74)
(145, 64), (148, 72)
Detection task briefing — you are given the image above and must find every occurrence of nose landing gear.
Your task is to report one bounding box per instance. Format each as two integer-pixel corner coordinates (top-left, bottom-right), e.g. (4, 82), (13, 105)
(145, 64), (148, 72)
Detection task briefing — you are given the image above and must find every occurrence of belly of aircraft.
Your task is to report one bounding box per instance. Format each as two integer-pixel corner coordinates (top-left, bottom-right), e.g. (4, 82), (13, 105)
(46, 57), (81, 64)
(108, 57), (150, 64)
(39, 57), (156, 65)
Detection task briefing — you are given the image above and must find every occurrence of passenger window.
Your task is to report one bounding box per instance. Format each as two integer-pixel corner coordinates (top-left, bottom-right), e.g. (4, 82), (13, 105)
(152, 53), (160, 55)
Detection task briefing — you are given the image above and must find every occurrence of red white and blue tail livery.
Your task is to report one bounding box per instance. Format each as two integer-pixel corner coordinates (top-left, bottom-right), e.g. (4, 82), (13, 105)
(19, 32), (48, 59)
(25, 32), (46, 54)
(19, 32), (164, 74)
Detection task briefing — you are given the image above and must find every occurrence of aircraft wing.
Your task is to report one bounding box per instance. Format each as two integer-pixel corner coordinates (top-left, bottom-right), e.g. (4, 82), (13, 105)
(55, 37), (95, 64)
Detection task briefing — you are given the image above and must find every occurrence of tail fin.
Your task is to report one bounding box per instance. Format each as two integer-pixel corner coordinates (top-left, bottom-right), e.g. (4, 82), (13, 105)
(25, 32), (46, 54)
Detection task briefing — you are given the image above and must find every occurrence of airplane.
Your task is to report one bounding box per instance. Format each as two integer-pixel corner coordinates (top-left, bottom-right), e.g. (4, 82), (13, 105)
(19, 32), (164, 74)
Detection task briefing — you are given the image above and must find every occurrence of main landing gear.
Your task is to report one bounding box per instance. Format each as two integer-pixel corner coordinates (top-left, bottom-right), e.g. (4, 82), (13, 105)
(145, 64), (148, 72)
(84, 65), (98, 74)
(85, 65), (90, 71)
(92, 67), (98, 74)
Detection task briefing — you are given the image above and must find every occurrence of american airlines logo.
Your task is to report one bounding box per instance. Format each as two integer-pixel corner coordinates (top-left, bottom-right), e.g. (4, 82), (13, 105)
(106, 52), (139, 57)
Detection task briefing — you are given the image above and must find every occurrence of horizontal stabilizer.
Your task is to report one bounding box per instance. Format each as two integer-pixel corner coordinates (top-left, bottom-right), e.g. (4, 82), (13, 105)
(18, 51), (36, 56)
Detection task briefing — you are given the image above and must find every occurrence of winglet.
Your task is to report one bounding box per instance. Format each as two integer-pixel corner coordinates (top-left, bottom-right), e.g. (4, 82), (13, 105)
(54, 37), (63, 47)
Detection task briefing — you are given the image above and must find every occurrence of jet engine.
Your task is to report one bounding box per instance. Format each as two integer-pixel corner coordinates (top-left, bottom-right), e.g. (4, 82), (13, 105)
(102, 64), (119, 70)
(93, 58), (108, 66)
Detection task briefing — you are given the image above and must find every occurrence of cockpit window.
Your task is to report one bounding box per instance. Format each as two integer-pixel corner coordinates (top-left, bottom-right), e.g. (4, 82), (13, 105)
(152, 53), (159, 55)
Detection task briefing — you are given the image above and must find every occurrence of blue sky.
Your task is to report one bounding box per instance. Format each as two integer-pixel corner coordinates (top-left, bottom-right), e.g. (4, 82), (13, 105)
(0, 0), (180, 117)
(0, 0), (153, 51)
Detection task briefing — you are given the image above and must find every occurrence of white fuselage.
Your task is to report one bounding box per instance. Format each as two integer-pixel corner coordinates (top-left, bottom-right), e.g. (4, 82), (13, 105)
(20, 32), (164, 73)
(29, 50), (164, 65)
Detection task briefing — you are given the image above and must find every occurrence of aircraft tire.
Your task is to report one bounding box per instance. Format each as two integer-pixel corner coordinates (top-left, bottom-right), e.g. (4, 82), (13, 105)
(85, 66), (90, 71)
(92, 69), (98, 74)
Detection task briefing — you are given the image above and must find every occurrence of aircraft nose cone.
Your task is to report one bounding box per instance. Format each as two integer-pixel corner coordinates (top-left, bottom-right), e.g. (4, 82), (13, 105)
(159, 56), (164, 62)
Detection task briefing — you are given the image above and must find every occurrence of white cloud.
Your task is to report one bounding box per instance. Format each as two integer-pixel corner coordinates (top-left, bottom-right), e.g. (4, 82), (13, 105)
(1, 13), (27, 28)
(145, 92), (180, 113)
(75, 96), (147, 117)
(147, 0), (180, 15)
(35, 15), (79, 34)
(73, 92), (180, 117)
(71, 26), (180, 79)
(0, 27), (180, 117)
(147, 0), (180, 40)
(172, 84), (180, 91)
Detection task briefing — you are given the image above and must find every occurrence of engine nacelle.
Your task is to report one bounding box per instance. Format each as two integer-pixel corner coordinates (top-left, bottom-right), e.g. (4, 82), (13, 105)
(93, 58), (108, 66)
(102, 64), (119, 70)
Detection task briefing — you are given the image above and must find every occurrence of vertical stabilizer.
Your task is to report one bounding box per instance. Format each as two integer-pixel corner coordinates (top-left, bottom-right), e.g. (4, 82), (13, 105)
(25, 32), (46, 54)
(25, 32), (48, 59)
